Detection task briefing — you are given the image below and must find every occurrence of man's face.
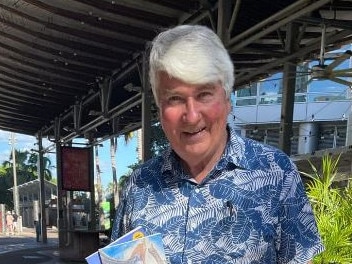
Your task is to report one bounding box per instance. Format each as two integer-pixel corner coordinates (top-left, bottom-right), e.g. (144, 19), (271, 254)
(158, 72), (231, 165)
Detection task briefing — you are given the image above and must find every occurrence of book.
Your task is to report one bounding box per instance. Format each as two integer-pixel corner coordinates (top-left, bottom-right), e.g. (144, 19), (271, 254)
(99, 233), (167, 264)
(85, 226), (147, 264)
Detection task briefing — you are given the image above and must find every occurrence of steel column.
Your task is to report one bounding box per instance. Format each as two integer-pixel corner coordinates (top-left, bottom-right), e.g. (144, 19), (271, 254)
(141, 52), (152, 162)
(37, 131), (48, 243)
(279, 23), (299, 154)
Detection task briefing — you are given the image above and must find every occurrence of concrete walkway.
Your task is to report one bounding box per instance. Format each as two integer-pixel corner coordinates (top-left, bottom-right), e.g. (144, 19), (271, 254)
(0, 227), (85, 264)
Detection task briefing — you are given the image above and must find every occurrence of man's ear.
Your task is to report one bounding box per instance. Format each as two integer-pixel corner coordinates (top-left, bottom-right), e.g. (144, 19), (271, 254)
(156, 107), (161, 120)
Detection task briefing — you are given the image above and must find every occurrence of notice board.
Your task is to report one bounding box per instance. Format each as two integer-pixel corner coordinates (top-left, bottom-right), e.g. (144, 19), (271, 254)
(61, 146), (91, 191)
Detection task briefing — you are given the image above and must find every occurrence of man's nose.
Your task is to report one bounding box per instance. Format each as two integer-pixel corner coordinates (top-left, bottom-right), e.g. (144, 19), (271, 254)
(183, 98), (201, 123)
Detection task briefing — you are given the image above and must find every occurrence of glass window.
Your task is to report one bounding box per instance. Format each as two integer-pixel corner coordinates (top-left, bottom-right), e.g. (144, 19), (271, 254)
(258, 73), (283, 96)
(237, 83), (257, 97)
(258, 73), (283, 105)
(308, 92), (347, 102)
(294, 95), (306, 102)
(235, 83), (257, 106)
(308, 80), (348, 102)
(235, 98), (257, 106)
(259, 95), (282, 105)
(295, 63), (309, 93)
(309, 80), (348, 93)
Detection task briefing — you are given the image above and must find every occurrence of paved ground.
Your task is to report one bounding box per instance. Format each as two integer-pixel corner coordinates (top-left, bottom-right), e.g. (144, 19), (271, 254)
(0, 227), (85, 264)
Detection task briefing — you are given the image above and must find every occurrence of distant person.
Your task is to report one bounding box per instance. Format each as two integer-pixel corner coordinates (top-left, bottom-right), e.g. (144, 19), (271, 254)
(111, 25), (324, 263)
(12, 211), (18, 234)
(81, 215), (87, 226)
(35, 213), (41, 242)
(5, 211), (14, 236)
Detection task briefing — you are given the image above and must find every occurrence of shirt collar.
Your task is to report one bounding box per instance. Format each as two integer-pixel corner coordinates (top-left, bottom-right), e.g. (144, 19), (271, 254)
(223, 125), (247, 168)
(160, 148), (185, 177)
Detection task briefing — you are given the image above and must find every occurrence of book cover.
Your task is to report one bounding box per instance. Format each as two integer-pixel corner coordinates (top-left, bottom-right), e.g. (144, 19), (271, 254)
(99, 233), (167, 264)
(85, 226), (146, 264)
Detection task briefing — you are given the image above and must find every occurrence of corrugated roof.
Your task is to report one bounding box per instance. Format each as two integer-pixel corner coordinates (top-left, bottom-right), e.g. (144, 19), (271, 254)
(0, 0), (351, 142)
(8, 178), (57, 196)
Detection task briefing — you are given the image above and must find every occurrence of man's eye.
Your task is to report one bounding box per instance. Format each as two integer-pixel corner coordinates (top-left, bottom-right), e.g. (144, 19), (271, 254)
(198, 92), (213, 99)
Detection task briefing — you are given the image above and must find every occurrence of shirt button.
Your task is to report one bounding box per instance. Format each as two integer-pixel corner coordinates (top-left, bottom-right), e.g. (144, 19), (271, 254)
(195, 188), (200, 193)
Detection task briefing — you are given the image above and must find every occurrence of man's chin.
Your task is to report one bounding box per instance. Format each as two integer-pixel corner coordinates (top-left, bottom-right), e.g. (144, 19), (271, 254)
(177, 148), (206, 161)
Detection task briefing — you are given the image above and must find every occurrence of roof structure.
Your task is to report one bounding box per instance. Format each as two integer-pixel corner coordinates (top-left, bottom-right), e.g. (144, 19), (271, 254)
(0, 0), (351, 143)
(8, 178), (57, 198)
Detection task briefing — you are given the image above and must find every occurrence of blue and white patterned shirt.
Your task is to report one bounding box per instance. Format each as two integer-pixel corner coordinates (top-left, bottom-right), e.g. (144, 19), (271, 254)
(111, 126), (324, 263)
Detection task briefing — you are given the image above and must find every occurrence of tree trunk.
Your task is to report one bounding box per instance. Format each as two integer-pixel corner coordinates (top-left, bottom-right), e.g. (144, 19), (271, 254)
(110, 137), (119, 209)
(95, 145), (104, 229)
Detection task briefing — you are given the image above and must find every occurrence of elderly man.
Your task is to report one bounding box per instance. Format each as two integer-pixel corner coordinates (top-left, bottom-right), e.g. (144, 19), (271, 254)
(111, 25), (324, 263)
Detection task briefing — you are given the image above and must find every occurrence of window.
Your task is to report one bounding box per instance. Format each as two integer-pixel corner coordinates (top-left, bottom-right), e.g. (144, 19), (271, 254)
(237, 83), (257, 97)
(308, 80), (349, 102)
(295, 63), (308, 93)
(258, 73), (283, 105)
(235, 83), (257, 106)
(259, 73), (283, 96)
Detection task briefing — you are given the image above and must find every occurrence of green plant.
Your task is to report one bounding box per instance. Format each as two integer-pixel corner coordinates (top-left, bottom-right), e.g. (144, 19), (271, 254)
(301, 154), (352, 263)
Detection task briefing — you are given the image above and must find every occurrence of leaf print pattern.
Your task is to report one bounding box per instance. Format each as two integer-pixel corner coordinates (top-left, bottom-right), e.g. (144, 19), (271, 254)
(111, 126), (324, 263)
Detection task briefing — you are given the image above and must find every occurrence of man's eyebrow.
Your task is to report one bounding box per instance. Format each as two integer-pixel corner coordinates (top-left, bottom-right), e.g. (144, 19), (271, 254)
(197, 83), (217, 91)
(160, 82), (217, 95)
(160, 89), (178, 98)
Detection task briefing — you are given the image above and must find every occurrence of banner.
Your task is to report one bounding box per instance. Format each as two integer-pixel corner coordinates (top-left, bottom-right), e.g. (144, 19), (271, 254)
(61, 147), (91, 191)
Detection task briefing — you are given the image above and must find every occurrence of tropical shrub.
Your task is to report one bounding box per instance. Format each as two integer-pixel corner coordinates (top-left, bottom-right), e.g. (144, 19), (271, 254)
(301, 154), (352, 263)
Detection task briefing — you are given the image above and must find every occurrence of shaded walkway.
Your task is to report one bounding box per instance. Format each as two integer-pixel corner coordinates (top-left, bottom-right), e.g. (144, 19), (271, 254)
(0, 227), (84, 264)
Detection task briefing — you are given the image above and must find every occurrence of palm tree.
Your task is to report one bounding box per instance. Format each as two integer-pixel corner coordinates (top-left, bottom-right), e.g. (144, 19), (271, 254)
(110, 136), (118, 210)
(301, 154), (352, 263)
(2, 150), (36, 183)
(95, 144), (104, 229)
(109, 132), (134, 210)
(27, 152), (53, 181)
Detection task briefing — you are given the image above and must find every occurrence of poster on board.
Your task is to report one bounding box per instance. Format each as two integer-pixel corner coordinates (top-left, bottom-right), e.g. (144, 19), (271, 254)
(61, 146), (91, 191)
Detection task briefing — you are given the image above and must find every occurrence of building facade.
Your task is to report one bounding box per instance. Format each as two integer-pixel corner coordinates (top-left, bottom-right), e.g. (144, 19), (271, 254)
(232, 47), (352, 157)
(9, 179), (57, 227)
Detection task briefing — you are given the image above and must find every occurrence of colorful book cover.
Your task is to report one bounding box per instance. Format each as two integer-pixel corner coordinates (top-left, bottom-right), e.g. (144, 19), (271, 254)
(99, 233), (167, 264)
(85, 226), (146, 264)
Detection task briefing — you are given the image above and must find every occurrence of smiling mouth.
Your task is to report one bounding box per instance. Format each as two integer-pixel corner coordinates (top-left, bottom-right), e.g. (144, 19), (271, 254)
(184, 127), (205, 135)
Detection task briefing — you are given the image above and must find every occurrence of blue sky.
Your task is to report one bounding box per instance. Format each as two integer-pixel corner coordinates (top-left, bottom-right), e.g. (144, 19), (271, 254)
(0, 129), (139, 189)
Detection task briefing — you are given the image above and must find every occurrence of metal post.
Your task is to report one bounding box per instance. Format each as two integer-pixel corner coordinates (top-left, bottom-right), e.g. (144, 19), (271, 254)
(141, 53), (152, 162)
(37, 132), (48, 243)
(10, 133), (20, 216)
(279, 23), (299, 154)
(56, 143), (66, 247)
(217, 0), (232, 45)
(88, 145), (96, 230)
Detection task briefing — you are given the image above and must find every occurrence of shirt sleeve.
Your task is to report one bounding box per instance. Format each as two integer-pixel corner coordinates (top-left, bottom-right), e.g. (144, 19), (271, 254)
(277, 166), (324, 263)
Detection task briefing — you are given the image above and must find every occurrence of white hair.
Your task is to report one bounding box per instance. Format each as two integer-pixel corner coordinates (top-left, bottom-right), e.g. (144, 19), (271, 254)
(149, 25), (234, 107)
